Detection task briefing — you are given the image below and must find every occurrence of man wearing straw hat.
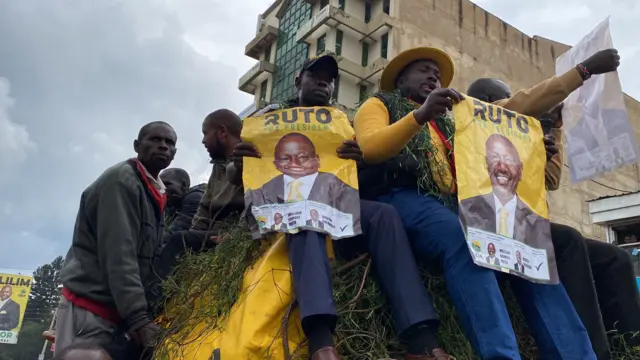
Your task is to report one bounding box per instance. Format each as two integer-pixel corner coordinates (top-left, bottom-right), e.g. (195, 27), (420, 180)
(352, 46), (616, 359)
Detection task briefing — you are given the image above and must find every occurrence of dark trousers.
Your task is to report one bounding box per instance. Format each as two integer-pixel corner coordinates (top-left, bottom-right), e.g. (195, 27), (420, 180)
(287, 199), (437, 336)
(552, 223), (640, 359)
(381, 190), (594, 359)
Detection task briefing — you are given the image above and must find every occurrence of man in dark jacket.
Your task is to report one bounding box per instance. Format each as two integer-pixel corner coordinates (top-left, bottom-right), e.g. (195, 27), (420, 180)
(153, 109), (245, 296)
(55, 121), (177, 359)
(160, 168), (205, 234)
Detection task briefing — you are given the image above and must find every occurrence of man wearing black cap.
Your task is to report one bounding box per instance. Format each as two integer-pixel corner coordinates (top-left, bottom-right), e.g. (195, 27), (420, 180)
(230, 55), (451, 360)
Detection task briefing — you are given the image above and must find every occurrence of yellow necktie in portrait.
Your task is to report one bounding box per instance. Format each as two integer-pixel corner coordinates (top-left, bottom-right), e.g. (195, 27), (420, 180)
(287, 179), (304, 202)
(498, 207), (509, 237)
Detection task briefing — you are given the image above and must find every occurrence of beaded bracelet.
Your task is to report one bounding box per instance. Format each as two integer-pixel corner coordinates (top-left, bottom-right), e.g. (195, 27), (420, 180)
(576, 63), (591, 81)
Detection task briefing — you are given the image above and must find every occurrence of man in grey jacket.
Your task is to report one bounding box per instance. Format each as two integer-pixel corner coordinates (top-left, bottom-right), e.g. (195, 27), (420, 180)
(55, 121), (177, 359)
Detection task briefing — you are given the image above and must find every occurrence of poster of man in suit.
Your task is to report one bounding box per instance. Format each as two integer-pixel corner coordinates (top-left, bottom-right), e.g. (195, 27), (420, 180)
(455, 98), (556, 284)
(514, 250), (525, 273)
(306, 209), (324, 229)
(0, 286), (20, 331)
(270, 212), (288, 231)
(0, 273), (33, 344)
(243, 107), (361, 239)
(485, 243), (501, 266)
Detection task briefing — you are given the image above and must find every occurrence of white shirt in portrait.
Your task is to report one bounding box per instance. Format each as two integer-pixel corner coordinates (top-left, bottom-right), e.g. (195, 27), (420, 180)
(494, 193), (517, 238)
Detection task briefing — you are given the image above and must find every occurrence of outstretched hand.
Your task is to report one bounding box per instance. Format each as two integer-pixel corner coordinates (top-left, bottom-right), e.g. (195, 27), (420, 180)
(582, 49), (620, 75)
(414, 88), (465, 125)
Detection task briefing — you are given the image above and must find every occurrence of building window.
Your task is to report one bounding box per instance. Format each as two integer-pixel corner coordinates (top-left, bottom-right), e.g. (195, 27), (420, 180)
(320, 0), (329, 9)
(338, 0), (346, 11)
(271, 0), (312, 102)
(317, 34), (326, 55)
(265, 44), (272, 62)
(361, 42), (369, 66)
(335, 30), (343, 56)
(383, 0), (390, 15)
(364, 0), (371, 23)
(359, 85), (368, 102)
(332, 75), (340, 102)
(381, 33), (388, 59)
(259, 80), (268, 102)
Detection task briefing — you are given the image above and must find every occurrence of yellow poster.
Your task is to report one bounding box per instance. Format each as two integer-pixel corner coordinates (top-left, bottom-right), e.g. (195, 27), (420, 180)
(242, 106), (362, 240)
(454, 98), (557, 284)
(0, 273), (33, 344)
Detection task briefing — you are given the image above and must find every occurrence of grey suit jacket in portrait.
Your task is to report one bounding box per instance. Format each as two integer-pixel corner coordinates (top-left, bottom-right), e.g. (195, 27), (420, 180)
(459, 192), (557, 282)
(245, 172), (361, 238)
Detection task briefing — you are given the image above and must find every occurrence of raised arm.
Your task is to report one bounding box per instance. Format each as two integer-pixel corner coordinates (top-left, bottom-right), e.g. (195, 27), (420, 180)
(495, 69), (583, 118)
(354, 89), (463, 164)
(495, 49), (621, 117)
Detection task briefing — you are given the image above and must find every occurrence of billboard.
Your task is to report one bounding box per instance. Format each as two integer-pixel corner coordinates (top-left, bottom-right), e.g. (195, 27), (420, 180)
(0, 273), (33, 344)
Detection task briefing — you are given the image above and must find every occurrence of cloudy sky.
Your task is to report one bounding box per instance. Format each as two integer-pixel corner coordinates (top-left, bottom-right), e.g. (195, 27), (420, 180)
(0, 0), (638, 272)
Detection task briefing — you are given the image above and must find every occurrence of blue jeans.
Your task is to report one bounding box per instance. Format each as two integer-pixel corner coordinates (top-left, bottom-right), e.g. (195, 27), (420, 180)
(379, 189), (595, 360)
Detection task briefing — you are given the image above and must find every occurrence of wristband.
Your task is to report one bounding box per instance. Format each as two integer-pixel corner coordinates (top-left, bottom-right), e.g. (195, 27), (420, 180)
(576, 63), (591, 81)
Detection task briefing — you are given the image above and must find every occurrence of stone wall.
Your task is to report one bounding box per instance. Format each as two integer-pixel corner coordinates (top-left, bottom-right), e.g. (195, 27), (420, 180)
(395, 0), (640, 239)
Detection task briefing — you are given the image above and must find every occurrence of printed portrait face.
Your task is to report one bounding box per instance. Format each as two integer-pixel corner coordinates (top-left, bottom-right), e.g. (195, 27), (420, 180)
(273, 133), (320, 179)
(485, 134), (522, 198)
(310, 209), (320, 221)
(516, 250), (522, 263)
(0, 286), (11, 301)
(487, 242), (496, 256)
(273, 212), (283, 224)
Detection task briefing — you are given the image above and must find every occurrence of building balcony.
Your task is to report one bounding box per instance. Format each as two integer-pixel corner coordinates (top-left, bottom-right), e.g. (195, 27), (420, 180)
(245, 25), (279, 60)
(296, 5), (369, 44)
(239, 99), (269, 119)
(364, 12), (396, 42)
(316, 50), (385, 87)
(359, 56), (388, 86)
(238, 60), (276, 95)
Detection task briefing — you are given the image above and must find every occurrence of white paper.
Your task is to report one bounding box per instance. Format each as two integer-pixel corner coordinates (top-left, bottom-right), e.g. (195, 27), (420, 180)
(555, 17), (639, 183)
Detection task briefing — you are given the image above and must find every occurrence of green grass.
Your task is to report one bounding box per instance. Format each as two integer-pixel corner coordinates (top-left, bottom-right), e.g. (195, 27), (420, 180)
(155, 224), (638, 360)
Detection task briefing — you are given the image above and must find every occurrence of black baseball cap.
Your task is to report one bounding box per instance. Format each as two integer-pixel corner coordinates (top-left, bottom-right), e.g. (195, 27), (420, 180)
(299, 54), (339, 79)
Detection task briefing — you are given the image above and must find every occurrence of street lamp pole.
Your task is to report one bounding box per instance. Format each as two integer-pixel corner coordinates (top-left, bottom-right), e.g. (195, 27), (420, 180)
(38, 283), (62, 360)
(37, 309), (56, 360)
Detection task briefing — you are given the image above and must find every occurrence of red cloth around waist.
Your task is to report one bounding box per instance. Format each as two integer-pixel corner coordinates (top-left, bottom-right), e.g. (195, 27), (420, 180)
(62, 288), (123, 324)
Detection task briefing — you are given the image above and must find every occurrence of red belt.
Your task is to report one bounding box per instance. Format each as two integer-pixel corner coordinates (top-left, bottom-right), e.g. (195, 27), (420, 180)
(62, 288), (123, 324)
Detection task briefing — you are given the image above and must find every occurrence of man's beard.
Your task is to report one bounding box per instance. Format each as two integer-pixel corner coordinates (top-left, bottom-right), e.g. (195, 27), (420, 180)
(208, 139), (227, 161)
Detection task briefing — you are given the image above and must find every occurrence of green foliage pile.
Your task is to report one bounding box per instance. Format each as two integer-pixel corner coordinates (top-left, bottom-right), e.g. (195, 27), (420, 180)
(155, 220), (638, 359)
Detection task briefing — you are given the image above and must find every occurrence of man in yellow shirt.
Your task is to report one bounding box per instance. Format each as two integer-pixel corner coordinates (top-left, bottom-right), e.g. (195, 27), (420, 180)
(354, 46), (619, 359)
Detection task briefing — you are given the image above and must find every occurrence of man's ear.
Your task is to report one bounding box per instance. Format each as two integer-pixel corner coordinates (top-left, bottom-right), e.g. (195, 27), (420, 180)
(294, 75), (301, 89)
(133, 139), (140, 154)
(218, 124), (228, 139)
(396, 75), (405, 89)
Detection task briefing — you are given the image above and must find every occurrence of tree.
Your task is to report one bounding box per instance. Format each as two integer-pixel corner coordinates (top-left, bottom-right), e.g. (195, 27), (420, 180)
(0, 256), (63, 360)
(24, 256), (63, 325)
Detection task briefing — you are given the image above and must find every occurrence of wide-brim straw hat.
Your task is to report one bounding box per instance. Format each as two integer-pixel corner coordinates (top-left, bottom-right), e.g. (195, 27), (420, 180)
(379, 47), (455, 92)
